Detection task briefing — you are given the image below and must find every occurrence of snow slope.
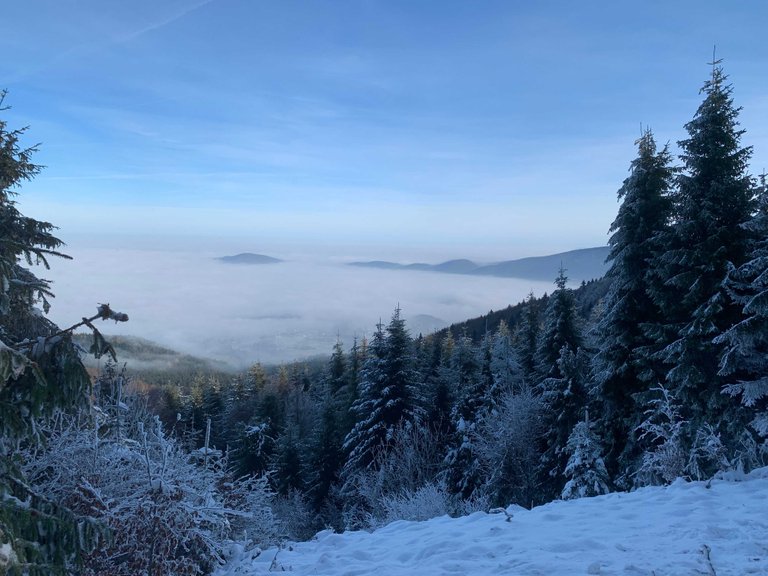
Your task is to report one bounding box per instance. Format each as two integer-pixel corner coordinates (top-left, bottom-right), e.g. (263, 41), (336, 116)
(221, 468), (768, 575)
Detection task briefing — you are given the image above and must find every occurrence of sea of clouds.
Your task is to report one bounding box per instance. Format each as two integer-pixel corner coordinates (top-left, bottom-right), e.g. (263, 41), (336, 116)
(39, 241), (556, 367)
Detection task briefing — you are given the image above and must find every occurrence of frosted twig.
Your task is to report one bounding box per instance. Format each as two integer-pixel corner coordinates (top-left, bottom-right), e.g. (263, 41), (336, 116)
(489, 507), (514, 522)
(269, 546), (285, 571)
(13, 303), (128, 361)
(701, 544), (717, 576)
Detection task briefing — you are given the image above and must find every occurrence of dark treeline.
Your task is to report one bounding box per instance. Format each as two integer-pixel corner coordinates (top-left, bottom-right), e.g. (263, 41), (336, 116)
(3, 62), (768, 575)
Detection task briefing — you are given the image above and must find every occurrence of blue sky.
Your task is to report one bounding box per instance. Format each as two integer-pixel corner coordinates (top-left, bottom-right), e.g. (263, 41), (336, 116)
(4, 0), (768, 259)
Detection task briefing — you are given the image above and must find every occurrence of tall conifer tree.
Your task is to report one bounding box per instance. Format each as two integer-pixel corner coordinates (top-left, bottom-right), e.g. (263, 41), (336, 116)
(491, 320), (525, 396)
(535, 268), (583, 382)
(538, 345), (591, 497)
(341, 308), (421, 483)
(534, 268), (587, 496)
(444, 333), (488, 498)
(654, 62), (754, 444)
(0, 91), (105, 574)
(305, 341), (347, 509)
(594, 130), (674, 478)
(515, 292), (541, 383)
(717, 175), (768, 444)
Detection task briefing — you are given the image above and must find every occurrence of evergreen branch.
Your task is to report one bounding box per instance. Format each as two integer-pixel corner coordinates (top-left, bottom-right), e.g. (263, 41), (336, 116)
(13, 304), (128, 362)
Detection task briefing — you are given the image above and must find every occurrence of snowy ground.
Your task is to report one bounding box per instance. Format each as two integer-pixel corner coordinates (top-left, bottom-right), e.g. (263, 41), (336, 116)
(220, 468), (768, 575)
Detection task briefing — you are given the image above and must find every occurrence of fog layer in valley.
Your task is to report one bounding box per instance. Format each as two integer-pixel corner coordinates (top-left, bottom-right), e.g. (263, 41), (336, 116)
(42, 243), (558, 366)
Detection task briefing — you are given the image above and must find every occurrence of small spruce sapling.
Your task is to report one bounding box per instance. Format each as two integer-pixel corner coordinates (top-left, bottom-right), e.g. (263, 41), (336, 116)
(561, 411), (610, 500)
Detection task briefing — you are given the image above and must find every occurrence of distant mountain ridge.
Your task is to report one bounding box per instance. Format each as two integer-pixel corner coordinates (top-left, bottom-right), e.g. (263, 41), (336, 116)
(350, 246), (610, 282)
(217, 253), (283, 264)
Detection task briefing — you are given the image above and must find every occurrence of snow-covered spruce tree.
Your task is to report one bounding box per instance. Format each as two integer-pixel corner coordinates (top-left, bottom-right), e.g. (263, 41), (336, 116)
(478, 332), (494, 405)
(444, 333), (488, 500)
(304, 341), (347, 513)
(233, 369), (293, 479)
(339, 336), (365, 436)
(418, 333), (454, 441)
(532, 268), (587, 496)
(305, 405), (342, 517)
(184, 373), (207, 444)
(652, 62), (755, 457)
(0, 93), (128, 575)
(537, 345), (591, 499)
(443, 324), (526, 501)
(490, 320), (525, 397)
(341, 322), (387, 481)
(232, 420), (276, 478)
(593, 129), (675, 481)
(449, 333), (483, 420)
(269, 364), (314, 500)
(514, 292), (541, 383)
(340, 309), (422, 498)
(717, 174), (768, 455)
(202, 375), (226, 448)
(534, 267), (583, 383)
(272, 426), (305, 496)
(221, 367), (261, 449)
(327, 338), (347, 396)
(561, 413), (610, 500)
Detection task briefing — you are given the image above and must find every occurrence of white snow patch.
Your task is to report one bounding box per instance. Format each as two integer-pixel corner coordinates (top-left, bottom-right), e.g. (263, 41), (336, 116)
(0, 542), (17, 569)
(217, 467), (768, 575)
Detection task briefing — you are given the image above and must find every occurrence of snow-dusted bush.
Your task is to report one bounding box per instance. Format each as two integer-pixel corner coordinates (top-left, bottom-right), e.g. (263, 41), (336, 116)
(373, 481), (488, 528)
(340, 469), (383, 530)
(377, 482), (452, 526)
(635, 386), (689, 485)
(452, 490), (491, 517)
(686, 423), (730, 481)
(22, 406), (277, 575)
(376, 423), (445, 494)
(635, 386), (741, 485)
(221, 473), (280, 549)
(728, 429), (768, 472)
(342, 422), (443, 529)
(271, 489), (318, 541)
(341, 423), (484, 530)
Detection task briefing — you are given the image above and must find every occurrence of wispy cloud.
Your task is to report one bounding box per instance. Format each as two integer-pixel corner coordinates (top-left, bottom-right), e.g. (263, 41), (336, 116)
(113, 0), (218, 45)
(4, 0), (218, 84)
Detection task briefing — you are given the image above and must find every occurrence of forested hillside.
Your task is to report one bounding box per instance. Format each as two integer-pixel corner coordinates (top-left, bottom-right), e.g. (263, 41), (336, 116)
(2, 62), (767, 575)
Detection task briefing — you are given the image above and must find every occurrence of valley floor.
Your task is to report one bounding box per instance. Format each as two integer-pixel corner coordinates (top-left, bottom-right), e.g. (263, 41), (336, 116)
(219, 468), (768, 575)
